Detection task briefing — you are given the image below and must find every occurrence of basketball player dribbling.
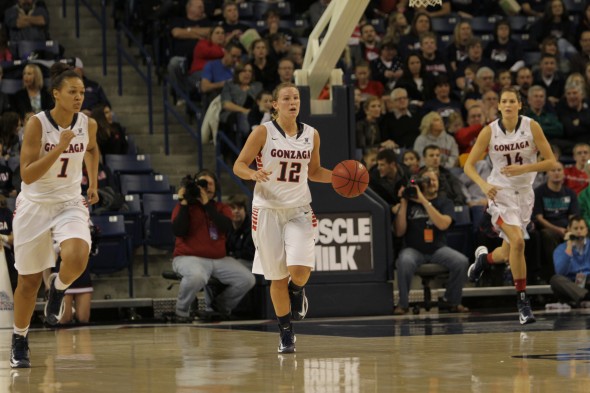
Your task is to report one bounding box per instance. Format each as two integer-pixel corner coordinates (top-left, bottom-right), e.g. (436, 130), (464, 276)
(233, 82), (333, 353)
(10, 62), (100, 368)
(464, 86), (557, 324)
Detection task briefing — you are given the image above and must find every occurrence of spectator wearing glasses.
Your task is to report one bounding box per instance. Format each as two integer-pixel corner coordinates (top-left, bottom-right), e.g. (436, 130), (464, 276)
(380, 87), (421, 150)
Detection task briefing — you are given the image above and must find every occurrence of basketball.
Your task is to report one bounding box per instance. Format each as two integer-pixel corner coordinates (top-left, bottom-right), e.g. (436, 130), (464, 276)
(331, 160), (369, 198)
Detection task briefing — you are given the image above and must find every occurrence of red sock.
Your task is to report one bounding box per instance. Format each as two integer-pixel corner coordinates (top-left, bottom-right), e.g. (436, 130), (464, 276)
(514, 279), (526, 292)
(486, 253), (494, 265)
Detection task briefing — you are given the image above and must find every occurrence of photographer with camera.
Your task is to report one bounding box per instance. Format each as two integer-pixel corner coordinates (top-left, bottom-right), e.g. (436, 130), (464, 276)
(550, 216), (590, 307)
(171, 169), (255, 322)
(393, 167), (469, 315)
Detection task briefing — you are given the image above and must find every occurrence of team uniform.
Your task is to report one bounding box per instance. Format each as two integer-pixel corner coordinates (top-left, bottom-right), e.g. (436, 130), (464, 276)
(13, 111), (91, 275)
(251, 120), (318, 280)
(486, 115), (538, 241)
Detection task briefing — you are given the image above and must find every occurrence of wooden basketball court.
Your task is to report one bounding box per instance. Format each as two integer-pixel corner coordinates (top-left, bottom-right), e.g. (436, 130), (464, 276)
(2, 309), (590, 392)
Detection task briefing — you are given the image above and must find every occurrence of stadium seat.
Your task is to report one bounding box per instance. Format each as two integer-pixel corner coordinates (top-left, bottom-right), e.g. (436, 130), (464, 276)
(431, 17), (457, 34)
(17, 40), (60, 60)
(141, 193), (178, 275)
(105, 154), (153, 175)
(89, 214), (134, 297)
(469, 16), (498, 34)
(120, 174), (171, 196)
(523, 52), (541, 67)
(563, 0), (584, 14)
(238, 2), (255, 19)
(0, 79), (22, 95)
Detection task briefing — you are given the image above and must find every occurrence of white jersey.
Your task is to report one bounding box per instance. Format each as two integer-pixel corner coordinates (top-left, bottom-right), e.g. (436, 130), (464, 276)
(487, 116), (538, 189)
(21, 111), (89, 203)
(252, 120), (315, 209)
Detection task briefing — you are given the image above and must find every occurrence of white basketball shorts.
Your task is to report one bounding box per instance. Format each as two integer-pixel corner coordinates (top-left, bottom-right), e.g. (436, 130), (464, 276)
(251, 205), (317, 280)
(13, 194), (91, 275)
(488, 186), (534, 242)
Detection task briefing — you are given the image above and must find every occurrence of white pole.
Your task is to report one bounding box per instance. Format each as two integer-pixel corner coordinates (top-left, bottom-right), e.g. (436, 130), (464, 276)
(0, 248), (14, 328)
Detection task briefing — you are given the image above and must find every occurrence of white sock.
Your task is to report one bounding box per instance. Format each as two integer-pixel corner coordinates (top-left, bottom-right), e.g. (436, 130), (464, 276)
(13, 325), (29, 337)
(54, 275), (68, 291)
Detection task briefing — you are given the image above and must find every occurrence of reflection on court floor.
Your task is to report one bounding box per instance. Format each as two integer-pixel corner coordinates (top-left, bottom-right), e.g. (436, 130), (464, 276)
(1, 309), (590, 393)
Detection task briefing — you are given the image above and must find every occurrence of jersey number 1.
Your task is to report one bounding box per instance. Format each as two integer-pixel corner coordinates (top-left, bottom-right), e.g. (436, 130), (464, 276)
(57, 158), (69, 177)
(276, 161), (302, 182)
(503, 152), (523, 166)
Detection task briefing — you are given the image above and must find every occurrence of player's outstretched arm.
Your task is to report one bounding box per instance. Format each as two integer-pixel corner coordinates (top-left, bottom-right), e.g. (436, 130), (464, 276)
(308, 130), (332, 183)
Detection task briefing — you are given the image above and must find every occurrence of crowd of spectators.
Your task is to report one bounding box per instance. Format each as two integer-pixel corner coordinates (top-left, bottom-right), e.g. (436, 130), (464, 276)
(118, 0), (590, 307)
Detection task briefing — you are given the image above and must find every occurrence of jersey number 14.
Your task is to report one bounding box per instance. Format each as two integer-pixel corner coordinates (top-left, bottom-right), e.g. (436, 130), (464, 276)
(503, 152), (523, 166)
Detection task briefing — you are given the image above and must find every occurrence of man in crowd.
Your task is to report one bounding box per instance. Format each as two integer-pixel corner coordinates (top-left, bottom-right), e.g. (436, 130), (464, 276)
(394, 167), (469, 314)
(171, 170), (255, 322)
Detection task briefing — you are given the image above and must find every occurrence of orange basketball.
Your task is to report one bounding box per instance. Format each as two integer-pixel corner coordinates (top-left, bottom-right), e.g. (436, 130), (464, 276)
(331, 160), (369, 198)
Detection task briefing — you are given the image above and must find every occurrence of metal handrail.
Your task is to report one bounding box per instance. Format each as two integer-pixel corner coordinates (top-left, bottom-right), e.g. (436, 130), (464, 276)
(216, 131), (253, 198)
(74, 0), (107, 76)
(161, 78), (203, 170)
(116, 24), (153, 135)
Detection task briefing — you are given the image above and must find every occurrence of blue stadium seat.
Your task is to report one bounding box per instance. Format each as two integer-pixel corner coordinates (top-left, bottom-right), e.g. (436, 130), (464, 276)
(0, 79), (22, 95)
(469, 16), (498, 34)
(369, 18), (385, 34)
(89, 214), (134, 297)
(105, 154), (153, 175)
(120, 174), (171, 195)
(238, 2), (255, 19)
(431, 17), (458, 34)
(142, 193), (178, 275)
(254, 2), (291, 17)
(563, 0), (584, 14)
(523, 51), (541, 67)
(17, 40), (60, 60)
(447, 205), (473, 257)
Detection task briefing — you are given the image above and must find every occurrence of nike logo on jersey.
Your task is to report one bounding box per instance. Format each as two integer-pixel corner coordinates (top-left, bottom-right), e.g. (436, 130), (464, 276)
(272, 137), (278, 140)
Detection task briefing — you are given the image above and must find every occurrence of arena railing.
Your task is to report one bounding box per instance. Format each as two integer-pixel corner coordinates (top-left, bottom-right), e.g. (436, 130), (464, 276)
(116, 23), (154, 135)
(62, 0), (108, 76)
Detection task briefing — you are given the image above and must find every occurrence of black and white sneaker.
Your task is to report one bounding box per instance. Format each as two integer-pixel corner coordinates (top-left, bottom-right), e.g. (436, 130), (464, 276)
(10, 334), (30, 368)
(289, 287), (308, 321)
(468, 246), (489, 282)
(517, 293), (536, 325)
(278, 324), (296, 353)
(45, 273), (66, 326)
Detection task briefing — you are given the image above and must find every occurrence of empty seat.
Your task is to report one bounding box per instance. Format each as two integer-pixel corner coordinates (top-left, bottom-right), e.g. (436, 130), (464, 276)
(105, 154), (153, 175)
(469, 16), (498, 34)
(17, 40), (60, 60)
(0, 79), (22, 95)
(89, 214), (134, 297)
(141, 193), (179, 275)
(120, 174), (171, 195)
(431, 16), (457, 34)
(238, 2), (255, 19)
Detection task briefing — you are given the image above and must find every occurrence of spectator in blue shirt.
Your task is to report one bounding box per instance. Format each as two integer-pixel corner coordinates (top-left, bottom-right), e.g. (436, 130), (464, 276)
(551, 216), (590, 306)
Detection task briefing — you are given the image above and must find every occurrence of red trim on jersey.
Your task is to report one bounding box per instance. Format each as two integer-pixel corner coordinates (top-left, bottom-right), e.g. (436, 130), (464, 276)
(251, 207), (258, 231)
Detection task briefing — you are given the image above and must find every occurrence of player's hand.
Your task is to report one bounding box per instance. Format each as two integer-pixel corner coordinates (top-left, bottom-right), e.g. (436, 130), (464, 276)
(86, 186), (99, 205)
(57, 130), (76, 150)
(500, 164), (525, 178)
(480, 182), (499, 201)
(250, 169), (271, 182)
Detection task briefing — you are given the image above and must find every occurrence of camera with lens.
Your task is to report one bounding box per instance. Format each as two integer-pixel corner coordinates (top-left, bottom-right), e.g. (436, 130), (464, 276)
(569, 235), (584, 241)
(402, 176), (431, 199)
(180, 175), (208, 205)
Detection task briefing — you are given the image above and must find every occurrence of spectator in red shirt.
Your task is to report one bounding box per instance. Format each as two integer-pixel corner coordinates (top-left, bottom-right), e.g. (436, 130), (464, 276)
(171, 170), (255, 322)
(454, 104), (485, 156)
(354, 61), (384, 100)
(188, 25), (226, 79)
(564, 142), (590, 194)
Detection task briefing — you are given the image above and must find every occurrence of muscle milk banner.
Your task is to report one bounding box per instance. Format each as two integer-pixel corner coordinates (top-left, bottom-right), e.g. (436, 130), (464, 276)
(314, 212), (373, 272)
